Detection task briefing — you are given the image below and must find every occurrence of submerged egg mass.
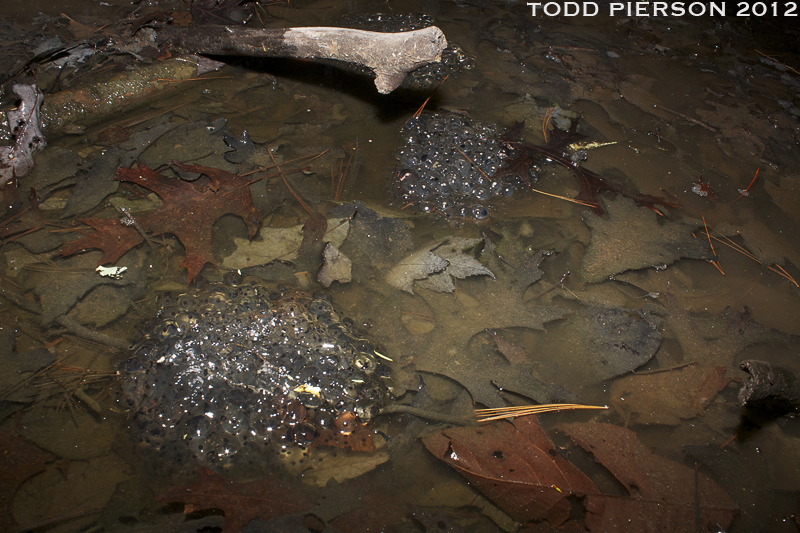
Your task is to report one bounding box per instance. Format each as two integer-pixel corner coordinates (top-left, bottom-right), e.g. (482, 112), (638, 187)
(120, 281), (392, 470)
(393, 112), (526, 218)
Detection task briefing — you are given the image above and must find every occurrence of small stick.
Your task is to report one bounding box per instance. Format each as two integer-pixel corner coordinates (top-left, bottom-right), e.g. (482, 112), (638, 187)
(654, 104), (717, 131)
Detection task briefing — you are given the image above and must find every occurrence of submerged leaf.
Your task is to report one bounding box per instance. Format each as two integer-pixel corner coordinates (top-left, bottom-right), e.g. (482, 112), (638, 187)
(423, 417), (598, 525)
(60, 162), (262, 284)
(386, 247), (449, 293)
(495, 120), (678, 214)
(157, 467), (310, 533)
(387, 237), (494, 294)
(318, 243), (352, 288)
(580, 196), (712, 283)
(610, 365), (733, 425)
(558, 422), (738, 532)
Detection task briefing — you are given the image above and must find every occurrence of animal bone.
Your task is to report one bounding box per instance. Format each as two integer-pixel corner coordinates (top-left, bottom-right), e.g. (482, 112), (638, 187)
(160, 25), (448, 94)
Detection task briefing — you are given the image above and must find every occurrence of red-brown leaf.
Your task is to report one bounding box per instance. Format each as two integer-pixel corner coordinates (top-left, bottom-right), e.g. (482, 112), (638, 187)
(117, 162), (261, 283)
(495, 122), (678, 215)
(59, 162), (262, 284)
(0, 431), (55, 532)
(58, 218), (144, 266)
(157, 467), (311, 533)
(558, 422), (738, 532)
(422, 416), (598, 525)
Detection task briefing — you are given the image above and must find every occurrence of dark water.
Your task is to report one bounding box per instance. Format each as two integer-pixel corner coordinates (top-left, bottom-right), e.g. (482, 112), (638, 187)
(3, 1), (800, 531)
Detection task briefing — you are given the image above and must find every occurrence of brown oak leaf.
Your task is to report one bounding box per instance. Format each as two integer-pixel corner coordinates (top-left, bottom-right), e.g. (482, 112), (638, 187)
(157, 467), (311, 533)
(58, 218), (143, 266)
(558, 422), (738, 532)
(422, 416), (598, 525)
(59, 162), (261, 284)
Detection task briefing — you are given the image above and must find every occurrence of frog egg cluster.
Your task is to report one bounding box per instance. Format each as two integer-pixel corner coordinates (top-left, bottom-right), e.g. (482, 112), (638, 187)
(119, 279), (392, 471)
(394, 113), (520, 219)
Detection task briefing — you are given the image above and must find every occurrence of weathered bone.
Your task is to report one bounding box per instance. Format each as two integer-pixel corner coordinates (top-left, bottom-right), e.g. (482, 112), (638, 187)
(160, 25), (448, 94)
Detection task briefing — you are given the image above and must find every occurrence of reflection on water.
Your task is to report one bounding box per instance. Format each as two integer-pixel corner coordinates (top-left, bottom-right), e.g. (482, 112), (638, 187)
(2, 0), (800, 531)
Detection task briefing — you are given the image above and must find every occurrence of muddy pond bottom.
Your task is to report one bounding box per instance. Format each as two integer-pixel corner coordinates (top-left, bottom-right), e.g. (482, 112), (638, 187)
(119, 279), (393, 470)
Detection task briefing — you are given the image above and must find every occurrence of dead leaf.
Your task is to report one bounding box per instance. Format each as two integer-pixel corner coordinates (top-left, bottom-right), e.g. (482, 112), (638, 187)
(387, 237), (494, 294)
(157, 467), (311, 533)
(765, 174), (800, 225)
(610, 365), (733, 425)
(0, 84), (46, 187)
(422, 417), (598, 525)
(59, 162), (262, 284)
(0, 432), (55, 531)
(318, 243), (352, 287)
(413, 250), (574, 406)
(664, 292), (795, 367)
(495, 120), (677, 215)
(558, 422), (738, 532)
(35, 250), (147, 325)
(580, 196), (712, 283)
(385, 247), (448, 293)
(58, 219), (143, 267)
(526, 306), (663, 385)
(293, 450), (389, 487)
(222, 216), (349, 270)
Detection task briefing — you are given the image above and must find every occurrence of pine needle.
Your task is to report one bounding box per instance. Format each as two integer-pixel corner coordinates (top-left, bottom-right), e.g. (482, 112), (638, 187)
(475, 403), (608, 422)
(731, 167), (759, 204)
(542, 106), (556, 143)
(530, 187), (597, 208)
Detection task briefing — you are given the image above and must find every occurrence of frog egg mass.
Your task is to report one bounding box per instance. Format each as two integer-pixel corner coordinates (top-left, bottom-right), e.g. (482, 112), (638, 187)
(393, 112), (532, 219)
(119, 280), (393, 470)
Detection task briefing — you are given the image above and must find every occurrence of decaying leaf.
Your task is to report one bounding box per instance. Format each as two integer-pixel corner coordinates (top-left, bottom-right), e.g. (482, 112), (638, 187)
(526, 306), (663, 385)
(222, 217), (349, 271)
(423, 417), (599, 525)
(387, 237), (493, 294)
(495, 120), (677, 215)
(558, 422), (738, 532)
(413, 249), (574, 407)
(580, 196), (712, 283)
(35, 250), (147, 325)
(318, 242), (352, 288)
(765, 174), (800, 226)
(157, 467), (311, 533)
(290, 449), (389, 488)
(716, 219), (800, 269)
(664, 292), (795, 367)
(59, 162), (262, 284)
(610, 365), (734, 425)
(0, 432), (55, 531)
(385, 247), (448, 293)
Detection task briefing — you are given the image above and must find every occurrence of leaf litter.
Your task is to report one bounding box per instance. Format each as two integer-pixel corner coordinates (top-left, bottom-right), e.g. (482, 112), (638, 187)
(558, 422), (738, 532)
(422, 416), (599, 525)
(386, 237), (493, 294)
(157, 467), (312, 533)
(609, 365), (734, 425)
(59, 161), (262, 284)
(580, 196), (712, 283)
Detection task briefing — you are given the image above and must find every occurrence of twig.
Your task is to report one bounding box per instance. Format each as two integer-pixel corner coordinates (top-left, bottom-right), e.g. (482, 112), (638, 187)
(379, 404), (475, 425)
(654, 104), (717, 131)
(54, 316), (130, 350)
